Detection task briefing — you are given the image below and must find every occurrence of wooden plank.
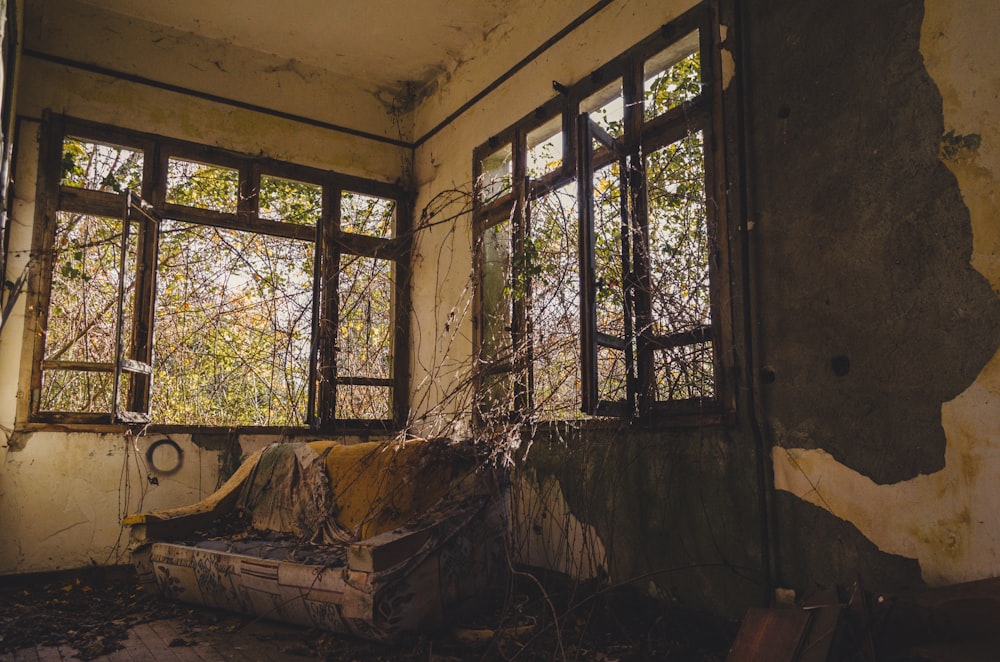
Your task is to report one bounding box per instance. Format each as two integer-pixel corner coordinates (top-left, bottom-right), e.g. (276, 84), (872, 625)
(727, 607), (812, 662)
(116, 411), (151, 424)
(40, 360), (114, 373)
(800, 587), (841, 662)
(119, 359), (152, 375)
(348, 528), (432, 572)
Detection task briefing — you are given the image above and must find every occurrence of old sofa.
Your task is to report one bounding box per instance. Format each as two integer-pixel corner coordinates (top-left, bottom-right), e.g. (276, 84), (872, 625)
(124, 439), (505, 640)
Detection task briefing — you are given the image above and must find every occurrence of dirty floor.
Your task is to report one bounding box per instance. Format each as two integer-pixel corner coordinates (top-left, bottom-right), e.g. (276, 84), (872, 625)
(0, 568), (736, 661)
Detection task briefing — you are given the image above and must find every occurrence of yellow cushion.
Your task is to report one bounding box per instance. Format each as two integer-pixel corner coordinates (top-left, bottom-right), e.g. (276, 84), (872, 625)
(308, 440), (463, 539)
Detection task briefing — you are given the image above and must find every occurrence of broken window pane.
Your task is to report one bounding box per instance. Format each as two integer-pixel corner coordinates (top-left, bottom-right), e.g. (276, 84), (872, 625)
(152, 220), (314, 426)
(654, 341), (715, 400)
(481, 218), (512, 366)
(341, 191), (395, 238)
(336, 384), (391, 420)
(477, 143), (513, 203)
(166, 158), (239, 213)
(592, 161), (626, 340)
(45, 212), (134, 365)
(528, 182), (581, 420)
(644, 32), (701, 121)
(259, 175), (321, 225)
(597, 345), (628, 403)
(337, 254), (393, 386)
(40, 370), (114, 414)
(60, 138), (143, 193)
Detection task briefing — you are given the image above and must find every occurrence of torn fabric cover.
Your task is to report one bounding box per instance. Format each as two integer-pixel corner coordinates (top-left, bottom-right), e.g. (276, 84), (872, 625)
(237, 443), (351, 543)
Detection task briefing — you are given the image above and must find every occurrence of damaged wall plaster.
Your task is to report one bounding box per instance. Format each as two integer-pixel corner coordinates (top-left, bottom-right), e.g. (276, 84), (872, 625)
(512, 471), (609, 581)
(770, 0), (1000, 586)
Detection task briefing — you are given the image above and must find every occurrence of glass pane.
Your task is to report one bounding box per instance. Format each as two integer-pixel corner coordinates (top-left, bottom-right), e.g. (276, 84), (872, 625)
(166, 158), (239, 213)
(46, 212), (136, 364)
(644, 32), (702, 120)
(337, 255), (393, 381)
(527, 117), (563, 180)
(645, 131), (710, 338)
(481, 219), (512, 367)
(581, 79), (624, 139)
(654, 341), (715, 400)
(528, 182), (581, 420)
(152, 220), (314, 426)
(592, 162), (626, 339)
(477, 218), (513, 414)
(336, 384), (391, 420)
(60, 138), (143, 193)
(477, 143), (513, 203)
(39, 370), (113, 413)
(341, 191), (395, 238)
(259, 175), (321, 225)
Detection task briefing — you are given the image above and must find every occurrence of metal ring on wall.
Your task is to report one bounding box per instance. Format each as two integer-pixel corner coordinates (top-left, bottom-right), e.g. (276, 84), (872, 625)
(145, 437), (184, 476)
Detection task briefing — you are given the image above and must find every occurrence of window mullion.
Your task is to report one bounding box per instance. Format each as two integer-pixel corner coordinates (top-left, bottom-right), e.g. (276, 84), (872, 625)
(511, 129), (531, 415)
(306, 184), (330, 428)
(317, 186), (340, 429)
(577, 113), (599, 415)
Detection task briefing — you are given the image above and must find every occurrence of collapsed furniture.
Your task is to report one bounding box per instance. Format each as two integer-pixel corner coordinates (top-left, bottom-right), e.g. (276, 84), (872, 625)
(124, 439), (505, 640)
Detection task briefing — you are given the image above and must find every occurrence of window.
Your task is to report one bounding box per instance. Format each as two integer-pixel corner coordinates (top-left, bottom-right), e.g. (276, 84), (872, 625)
(28, 118), (409, 430)
(474, 3), (734, 425)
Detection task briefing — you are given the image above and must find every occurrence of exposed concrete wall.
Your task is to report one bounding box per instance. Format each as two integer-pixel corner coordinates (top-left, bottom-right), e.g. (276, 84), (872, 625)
(0, 2), (407, 575)
(753, 0), (1000, 589)
(412, 0), (1000, 612)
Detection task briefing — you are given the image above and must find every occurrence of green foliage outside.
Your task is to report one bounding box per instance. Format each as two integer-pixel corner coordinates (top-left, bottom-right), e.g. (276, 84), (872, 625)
(487, 45), (714, 420)
(45, 139), (395, 424)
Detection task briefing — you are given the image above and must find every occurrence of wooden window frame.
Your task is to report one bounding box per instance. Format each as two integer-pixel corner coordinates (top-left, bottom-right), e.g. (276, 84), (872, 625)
(22, 115), (410, 433)
(473, 1), (737, 427)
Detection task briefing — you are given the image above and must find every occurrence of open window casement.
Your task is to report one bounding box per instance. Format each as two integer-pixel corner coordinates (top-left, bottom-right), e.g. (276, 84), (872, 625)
(112, 191), (157, 424)
(38, 189), (157, 424)
(577, 114), (636, 418)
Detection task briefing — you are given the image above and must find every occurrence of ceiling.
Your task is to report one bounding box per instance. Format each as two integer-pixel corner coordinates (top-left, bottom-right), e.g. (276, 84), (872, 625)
(76, 0), (532, 91)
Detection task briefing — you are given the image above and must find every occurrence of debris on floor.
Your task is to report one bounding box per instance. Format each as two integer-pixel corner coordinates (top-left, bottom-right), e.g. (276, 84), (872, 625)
(0, 567), (737, 660)
(727, 577), (1000, 661)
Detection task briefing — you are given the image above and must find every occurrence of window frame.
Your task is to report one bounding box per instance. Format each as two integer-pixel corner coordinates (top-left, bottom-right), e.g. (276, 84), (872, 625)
(473, 1), (736, 427)
(22, 114), (411, 433)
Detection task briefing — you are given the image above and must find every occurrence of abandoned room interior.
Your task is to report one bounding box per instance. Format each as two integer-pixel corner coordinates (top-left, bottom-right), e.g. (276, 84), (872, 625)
(1, 0), (999, 657)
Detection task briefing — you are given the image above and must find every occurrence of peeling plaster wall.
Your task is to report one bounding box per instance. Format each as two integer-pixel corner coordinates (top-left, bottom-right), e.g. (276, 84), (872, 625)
(754, 0), (1000, 590)
(412, 0), (1000, 614)
(0, 2), (407, 575)
(5, 0), (1000, 614)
